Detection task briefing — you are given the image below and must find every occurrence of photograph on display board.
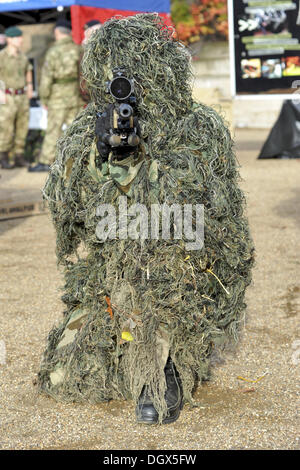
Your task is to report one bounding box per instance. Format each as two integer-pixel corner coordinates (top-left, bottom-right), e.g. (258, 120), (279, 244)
(230, 0), (300, 95)
(261, 58), (282, 79)
(282, 56), (300, 75)
(241, 58), (261, 78)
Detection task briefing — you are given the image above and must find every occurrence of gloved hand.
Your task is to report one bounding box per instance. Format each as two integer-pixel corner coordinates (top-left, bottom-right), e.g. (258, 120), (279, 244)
(95, 104), (114, 161)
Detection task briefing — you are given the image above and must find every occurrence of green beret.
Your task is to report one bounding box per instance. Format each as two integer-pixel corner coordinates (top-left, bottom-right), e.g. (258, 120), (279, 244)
(5, 26), (23, 38)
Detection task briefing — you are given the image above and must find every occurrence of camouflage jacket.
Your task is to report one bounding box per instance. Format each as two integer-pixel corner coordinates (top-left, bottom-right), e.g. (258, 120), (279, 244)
(0, 47), (32, 90)
(39, 36), (81, 108)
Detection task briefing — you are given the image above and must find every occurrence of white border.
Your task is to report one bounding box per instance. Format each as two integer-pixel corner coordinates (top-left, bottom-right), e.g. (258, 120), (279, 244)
(235, 94), (299, 99)
(228, 0), (236, 98)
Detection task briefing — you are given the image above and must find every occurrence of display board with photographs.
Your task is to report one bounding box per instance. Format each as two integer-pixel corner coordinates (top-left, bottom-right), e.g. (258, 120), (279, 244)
(230, 0), (300, 95)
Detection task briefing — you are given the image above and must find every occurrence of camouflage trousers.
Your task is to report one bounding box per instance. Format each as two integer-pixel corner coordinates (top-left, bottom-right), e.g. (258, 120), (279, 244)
(39, 106), (80, 165)
(0, 94), (29, 156)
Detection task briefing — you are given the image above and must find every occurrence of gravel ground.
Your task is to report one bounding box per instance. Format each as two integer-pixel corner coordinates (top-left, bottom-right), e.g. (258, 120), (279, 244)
(0, 128), (299, 450)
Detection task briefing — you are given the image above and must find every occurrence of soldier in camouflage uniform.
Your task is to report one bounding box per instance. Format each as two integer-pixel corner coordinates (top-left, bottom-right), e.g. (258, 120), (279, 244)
(0, 27), (33, 169)
(29, 19), (82, 172)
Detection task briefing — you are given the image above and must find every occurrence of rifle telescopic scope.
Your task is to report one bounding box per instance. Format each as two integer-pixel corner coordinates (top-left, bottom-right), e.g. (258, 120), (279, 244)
(109, 76), (133, 101)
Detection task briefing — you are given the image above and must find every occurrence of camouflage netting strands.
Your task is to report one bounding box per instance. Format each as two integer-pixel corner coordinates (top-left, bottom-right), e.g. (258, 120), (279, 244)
(38, 14), (255, 423)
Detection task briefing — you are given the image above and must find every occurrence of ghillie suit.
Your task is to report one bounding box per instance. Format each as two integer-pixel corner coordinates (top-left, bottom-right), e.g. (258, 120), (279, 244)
(38, 14), (254, 423)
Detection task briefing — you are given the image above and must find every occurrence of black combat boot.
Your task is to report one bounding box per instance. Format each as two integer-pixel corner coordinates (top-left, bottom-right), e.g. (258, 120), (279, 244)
(14, 154), (29, 168)
(28, 163), (50, 172)
(0, 151), (14, 169)
(136, 357), (183, 424)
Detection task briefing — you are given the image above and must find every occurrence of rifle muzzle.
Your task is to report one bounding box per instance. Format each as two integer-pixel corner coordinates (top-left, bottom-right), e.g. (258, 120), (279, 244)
(119, 103), (133, 118)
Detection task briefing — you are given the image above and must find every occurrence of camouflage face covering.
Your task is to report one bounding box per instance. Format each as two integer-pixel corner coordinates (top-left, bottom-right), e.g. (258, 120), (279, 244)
(87, 140), (158, 197)
(38, 14), (254, 424)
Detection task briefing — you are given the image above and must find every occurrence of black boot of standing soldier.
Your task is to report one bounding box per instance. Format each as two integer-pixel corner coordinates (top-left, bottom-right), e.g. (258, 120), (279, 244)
(0, 151), (14, 169)
(14, 154), (29, 168)
(28, 163), (50, 172)
(136, 357), (183, 424)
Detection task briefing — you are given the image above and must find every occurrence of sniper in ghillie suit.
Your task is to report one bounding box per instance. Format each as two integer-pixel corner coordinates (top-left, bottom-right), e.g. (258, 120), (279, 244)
(38, 13), (254, 425)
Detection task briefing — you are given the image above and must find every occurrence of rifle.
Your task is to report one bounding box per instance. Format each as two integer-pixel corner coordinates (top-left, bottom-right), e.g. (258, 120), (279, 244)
(95, 68), (141, 162)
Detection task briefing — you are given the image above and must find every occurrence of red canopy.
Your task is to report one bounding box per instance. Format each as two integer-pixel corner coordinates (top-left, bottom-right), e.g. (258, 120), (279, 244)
(71, 5), (172, 44)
